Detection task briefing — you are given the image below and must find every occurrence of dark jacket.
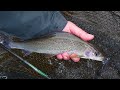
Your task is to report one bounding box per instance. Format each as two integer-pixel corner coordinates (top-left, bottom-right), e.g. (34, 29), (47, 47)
(0, 11), (67, 40)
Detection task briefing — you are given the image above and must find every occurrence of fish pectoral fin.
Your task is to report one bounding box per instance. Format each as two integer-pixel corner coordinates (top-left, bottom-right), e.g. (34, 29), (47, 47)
(22, 49), (32, 57)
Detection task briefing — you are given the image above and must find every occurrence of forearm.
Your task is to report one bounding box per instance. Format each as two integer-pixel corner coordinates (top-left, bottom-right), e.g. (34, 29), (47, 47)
(50, 11), (67, 32)
(0, 11), (67, 40)
(32, 11), (67, 40)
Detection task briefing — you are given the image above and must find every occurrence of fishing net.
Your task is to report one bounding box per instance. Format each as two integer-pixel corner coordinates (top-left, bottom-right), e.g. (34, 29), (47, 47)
(0, 11), (120, 79)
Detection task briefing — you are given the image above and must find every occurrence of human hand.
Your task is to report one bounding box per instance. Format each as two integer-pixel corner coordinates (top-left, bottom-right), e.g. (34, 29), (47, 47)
(57, 21), (94, 62)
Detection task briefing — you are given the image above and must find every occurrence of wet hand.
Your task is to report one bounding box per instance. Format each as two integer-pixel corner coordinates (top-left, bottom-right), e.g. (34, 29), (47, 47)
(57, 21), (94, 62)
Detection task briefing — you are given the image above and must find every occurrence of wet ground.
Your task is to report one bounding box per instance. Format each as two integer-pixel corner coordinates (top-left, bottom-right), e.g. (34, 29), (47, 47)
(0, 11), (120, 79)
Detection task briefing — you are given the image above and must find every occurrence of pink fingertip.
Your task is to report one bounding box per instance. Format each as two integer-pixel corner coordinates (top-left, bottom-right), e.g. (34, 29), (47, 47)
(62, 52), (70, 60)
(57, 54), (63, 60)
(83, 34), (94, 41)
(87, 34), (94, 40)
(63, 56), (69, 60)
(62, 52), (69, 56)
(72, 58), (80, 62)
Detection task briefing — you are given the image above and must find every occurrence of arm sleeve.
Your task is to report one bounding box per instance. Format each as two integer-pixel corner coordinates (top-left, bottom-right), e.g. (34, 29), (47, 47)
(0, 11), (67, 40)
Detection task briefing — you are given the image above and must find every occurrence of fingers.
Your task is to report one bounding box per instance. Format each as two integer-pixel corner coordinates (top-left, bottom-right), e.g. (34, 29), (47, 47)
(70, 53), (80, 62)
(57, 52), (70, 60)
(57, 52), (80, 62)
(72, 58), (80, 62)
(69, 21), (94, 41)
(62, 52), (70, 60)
(56, 54), (63, 60)
(63, 21), (94, 41)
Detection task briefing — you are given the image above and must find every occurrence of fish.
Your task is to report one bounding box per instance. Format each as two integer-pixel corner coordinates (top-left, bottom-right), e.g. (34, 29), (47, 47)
(0, 32), (104, 61)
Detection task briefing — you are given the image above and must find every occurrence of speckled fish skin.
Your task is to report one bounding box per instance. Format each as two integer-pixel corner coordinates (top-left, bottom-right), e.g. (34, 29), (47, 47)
(9, 32), (104, 61)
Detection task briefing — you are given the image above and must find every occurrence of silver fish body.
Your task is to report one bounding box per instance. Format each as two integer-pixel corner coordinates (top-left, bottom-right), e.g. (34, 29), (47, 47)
(9, 32), (104, 61)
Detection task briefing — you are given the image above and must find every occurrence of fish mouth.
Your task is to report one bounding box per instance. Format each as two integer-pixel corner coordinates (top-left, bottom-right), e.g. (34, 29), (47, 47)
(80, 56), (105, 61)
(93, 57), (105, 61)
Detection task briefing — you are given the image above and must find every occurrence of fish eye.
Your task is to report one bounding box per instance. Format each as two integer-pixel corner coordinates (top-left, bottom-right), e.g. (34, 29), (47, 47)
(94, 51), (100, 56)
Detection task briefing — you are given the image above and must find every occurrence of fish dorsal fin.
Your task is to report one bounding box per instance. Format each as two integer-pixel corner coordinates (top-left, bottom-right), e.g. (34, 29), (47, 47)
(15, 32), (58, 42)
(33, 31), (76, 38)
(37, 32), (57, 39)
(28, 31), (71, 41)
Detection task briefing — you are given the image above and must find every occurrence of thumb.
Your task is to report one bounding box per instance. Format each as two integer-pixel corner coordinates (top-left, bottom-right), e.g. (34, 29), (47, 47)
(67, 21), (94, 41)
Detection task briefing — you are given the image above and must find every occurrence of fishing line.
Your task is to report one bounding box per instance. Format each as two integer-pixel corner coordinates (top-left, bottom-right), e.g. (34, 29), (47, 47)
(0, 43), (51, 79)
